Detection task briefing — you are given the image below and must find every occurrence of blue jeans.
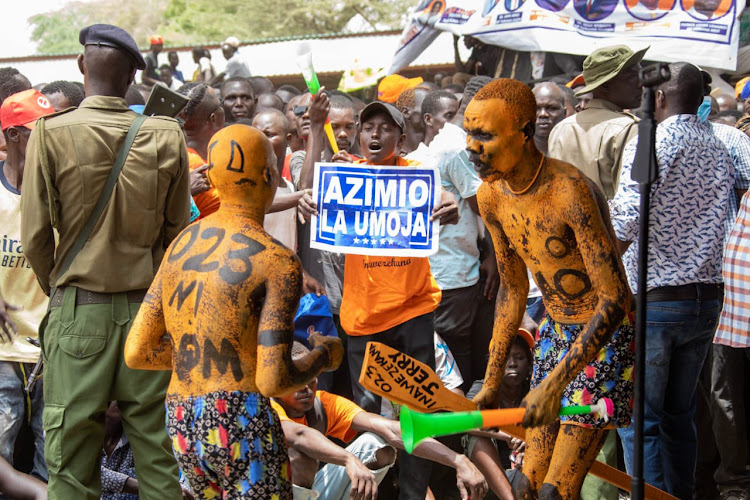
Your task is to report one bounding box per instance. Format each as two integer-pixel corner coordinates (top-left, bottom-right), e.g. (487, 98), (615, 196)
(0, 360), (46, 480)
(618, 298), (720, 500)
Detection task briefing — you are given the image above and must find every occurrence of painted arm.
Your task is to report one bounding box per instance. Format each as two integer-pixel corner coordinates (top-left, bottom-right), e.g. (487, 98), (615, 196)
(473, 200), (528, 409)
(124, 268), (172, 370)
(521, 179), (630, 428)
(478, 220), (500, 301)
(351, 412), (488, 500)
(256, 252), (342, 397)
(298, 89), (330, 191)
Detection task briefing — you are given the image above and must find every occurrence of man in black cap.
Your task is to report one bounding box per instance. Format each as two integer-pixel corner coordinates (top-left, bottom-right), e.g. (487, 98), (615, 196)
(20, 23), (189, 500)
(325, 100), (460, 500)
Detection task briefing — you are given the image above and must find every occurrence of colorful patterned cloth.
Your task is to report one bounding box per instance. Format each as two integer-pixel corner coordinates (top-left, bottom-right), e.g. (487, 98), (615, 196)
(716, 190), (750, 348)
(165, 391), (292, 499)
(531, 313), (635, 428)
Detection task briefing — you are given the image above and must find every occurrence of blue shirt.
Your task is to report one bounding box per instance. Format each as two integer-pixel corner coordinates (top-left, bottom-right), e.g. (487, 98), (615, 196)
(609, 114), (734, 293)
(711, 121), (750, 243)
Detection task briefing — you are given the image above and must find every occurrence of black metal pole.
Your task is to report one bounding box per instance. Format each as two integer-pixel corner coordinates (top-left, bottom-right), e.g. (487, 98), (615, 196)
(629, 63), (670, 500)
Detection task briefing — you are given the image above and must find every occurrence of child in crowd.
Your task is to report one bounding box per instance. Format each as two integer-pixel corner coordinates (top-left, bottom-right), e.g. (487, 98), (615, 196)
(464, 330), (535, 500)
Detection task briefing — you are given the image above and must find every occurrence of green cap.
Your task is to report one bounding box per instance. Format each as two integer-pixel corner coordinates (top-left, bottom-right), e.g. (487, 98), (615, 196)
(575, 45), (649, 97)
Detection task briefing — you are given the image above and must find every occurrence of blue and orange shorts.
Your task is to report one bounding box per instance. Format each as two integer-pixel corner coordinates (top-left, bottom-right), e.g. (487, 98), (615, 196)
(531, 313), (635, 428)
(165, 391), (292, 499)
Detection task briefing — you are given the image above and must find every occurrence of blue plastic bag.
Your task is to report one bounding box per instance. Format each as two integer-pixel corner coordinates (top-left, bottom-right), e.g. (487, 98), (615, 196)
(293, 293), (338, 348)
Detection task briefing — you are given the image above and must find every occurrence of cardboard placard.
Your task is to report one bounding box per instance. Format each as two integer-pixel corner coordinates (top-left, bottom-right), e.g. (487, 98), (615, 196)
(359, 341), (476, 412)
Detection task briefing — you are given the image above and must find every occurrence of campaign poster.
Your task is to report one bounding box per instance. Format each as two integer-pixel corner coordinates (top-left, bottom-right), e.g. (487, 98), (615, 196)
(390, 0), (745, 72)
(310, 163), (441, 257)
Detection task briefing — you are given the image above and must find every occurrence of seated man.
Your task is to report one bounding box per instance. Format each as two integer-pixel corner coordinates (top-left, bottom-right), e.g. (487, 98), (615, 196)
(465, 79), (634, 499)
(272, 342), (488, 500)
(125, 125), (343, 498)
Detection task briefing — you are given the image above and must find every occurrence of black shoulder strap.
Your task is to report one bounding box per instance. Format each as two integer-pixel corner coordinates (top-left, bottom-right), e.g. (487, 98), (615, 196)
(49, 114), (148, 298)
(305, 396), (328, 436)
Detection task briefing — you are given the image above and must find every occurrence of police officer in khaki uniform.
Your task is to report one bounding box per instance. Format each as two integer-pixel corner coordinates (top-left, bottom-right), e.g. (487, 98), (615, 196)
(20, 24), (189, 499)
(547, 45), (646, 200)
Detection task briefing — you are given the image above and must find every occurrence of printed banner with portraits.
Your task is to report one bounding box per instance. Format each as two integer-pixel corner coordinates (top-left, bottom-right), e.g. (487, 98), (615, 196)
(390, 0), (745, 72)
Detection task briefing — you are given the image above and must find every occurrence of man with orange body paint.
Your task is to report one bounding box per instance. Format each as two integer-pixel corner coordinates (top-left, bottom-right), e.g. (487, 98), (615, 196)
(465, 79), (634, 499)
(125, 124), (343, 498)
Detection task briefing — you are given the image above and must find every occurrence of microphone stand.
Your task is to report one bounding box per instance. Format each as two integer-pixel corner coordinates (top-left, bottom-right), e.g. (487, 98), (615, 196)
(629, 62), (670, 500)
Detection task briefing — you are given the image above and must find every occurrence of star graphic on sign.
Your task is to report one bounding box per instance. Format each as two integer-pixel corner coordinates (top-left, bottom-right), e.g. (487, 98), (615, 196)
(353, 237), (360, 244)
(380, 239), (387, 245)
(362, 238), (369, 244)
(387, 238), (394, 245)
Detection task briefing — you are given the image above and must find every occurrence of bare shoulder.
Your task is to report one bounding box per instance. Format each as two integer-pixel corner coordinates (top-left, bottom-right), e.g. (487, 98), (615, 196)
(544, 158), (600, 202)
(257, 230), (302, 276)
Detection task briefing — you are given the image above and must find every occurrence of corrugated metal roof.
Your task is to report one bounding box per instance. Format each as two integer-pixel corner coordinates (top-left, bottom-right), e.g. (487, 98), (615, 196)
(0, 30), (465, 85)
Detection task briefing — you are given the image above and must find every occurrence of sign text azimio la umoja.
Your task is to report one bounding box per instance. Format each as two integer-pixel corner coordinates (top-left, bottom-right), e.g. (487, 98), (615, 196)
(311, 163), (440, 257)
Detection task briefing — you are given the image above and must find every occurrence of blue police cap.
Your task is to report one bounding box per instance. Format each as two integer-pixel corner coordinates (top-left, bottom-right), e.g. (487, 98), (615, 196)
(79, 24), (146, 71)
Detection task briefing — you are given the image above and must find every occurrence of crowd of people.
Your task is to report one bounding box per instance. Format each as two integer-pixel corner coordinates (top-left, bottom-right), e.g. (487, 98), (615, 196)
(0, 21), (748, 500)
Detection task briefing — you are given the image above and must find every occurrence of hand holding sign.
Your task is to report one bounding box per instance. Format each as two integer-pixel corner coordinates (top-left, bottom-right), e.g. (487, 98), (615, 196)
(311, 163), (441, 257)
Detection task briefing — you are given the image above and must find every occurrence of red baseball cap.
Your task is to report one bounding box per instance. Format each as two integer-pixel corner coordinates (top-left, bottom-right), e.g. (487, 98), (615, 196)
(0, 89), (55, 131)
(150, 35), (164, 45)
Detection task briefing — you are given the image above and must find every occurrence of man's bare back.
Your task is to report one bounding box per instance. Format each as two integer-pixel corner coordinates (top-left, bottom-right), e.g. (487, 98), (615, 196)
(125, 124), (343, 399)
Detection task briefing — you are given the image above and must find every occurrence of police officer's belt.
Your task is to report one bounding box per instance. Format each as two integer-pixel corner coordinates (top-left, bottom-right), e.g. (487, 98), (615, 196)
(49, 287), (149, 308)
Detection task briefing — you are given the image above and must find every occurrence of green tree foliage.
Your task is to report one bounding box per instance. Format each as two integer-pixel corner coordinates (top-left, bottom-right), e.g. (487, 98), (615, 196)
(30, 0), (168, 54)
(30, 0), (412, 54)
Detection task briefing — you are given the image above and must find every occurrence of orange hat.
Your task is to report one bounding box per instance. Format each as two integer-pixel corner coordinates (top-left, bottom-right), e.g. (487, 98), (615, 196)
(735, 76), (750, 99)
(149, 35), (164, 45)
(516, 328), (535, 352)
(377, 74), (424, 103)
(566, 74), (585, 89)
(0, 89), (55, 131)
(488, 328), (536, 353)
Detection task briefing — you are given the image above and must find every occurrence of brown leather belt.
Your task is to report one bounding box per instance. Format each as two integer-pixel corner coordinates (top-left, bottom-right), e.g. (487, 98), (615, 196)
(49, 287), (149, 308)
(645, 283), (722, 303)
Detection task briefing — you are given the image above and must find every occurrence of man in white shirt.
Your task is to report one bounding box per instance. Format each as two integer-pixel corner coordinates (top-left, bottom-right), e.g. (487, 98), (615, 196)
(219, 36), (251, 80)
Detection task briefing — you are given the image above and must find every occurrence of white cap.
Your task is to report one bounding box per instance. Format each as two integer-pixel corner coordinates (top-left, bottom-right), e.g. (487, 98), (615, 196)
(223, 36), (240, 49)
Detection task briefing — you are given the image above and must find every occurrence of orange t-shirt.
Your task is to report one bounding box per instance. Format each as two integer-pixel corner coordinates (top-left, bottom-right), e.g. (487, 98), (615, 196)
(271, 390), (365, 443)
(339, 157), (441, 336)
(188, 147), (221, 219)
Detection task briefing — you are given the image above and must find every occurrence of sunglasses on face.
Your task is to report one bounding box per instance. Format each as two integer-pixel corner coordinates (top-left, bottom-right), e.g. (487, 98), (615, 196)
(293, 105), (309, 117)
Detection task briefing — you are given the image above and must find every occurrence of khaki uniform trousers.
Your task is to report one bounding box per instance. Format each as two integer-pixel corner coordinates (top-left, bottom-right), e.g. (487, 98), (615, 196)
(41, 287), (181, 500)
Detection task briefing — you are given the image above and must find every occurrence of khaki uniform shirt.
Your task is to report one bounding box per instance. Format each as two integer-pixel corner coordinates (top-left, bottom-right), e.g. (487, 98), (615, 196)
(547, 99), (638, 199)
(21, 96), (190, 295)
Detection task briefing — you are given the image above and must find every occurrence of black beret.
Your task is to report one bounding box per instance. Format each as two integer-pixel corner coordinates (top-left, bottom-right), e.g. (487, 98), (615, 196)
(79, 24), (146, 70)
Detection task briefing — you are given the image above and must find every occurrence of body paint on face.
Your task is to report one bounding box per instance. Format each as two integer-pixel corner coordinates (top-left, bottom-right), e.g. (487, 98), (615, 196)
(467, 79), (632, 499)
